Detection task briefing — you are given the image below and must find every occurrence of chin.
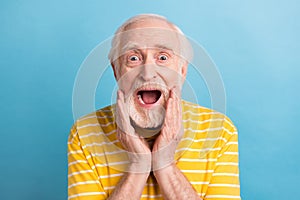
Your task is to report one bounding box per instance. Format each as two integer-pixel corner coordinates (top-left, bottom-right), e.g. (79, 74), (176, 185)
(129, 104), (165, 129)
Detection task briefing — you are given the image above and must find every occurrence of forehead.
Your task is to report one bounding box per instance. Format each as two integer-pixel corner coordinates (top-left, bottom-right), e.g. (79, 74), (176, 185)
(118, 28), (181, 56)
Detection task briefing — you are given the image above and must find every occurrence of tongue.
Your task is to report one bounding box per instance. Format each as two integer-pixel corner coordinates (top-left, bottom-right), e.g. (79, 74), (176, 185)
(142, 91), (159, 104)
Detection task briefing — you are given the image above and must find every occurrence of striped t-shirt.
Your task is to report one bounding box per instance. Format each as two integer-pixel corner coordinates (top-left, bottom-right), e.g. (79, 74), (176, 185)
(68, 100), (240, 200)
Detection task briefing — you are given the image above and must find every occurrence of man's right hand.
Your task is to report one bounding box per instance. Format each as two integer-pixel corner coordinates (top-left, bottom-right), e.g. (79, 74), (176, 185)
(116, 90), (151, 173)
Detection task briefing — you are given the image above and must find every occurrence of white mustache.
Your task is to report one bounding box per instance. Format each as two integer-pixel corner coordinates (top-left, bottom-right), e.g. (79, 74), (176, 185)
(125, 81), (170, 102)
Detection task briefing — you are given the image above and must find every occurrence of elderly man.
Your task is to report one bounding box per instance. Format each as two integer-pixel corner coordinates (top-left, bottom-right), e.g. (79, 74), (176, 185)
(68, 14), (240, 200)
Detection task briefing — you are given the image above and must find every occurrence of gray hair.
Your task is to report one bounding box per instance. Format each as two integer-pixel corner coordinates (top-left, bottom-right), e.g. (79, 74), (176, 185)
(108, 14), (193, 66)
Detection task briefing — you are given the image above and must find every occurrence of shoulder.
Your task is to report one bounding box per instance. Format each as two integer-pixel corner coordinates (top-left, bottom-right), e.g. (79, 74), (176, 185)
(75, 104), (116, 129)
(182, 100), (237, 131)
(181, 100), (238, 144)
(77, 104), (115, 123)
(68, 104), (117, 142)
(180, 100), (238, 158)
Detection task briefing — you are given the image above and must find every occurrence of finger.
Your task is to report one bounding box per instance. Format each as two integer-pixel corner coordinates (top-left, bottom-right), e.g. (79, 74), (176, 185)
(116, 90), (134, 134)
(166, 91), (183, 139)
(118, 90), (125, 101)
(162, 97), (174, 139)
(165, 96), (174, 118)
(169, 87), (175, 99)
(116, 99), (125, 116)
(169, 86), (180, 99)
(117, 90), (121, 100)
(170, 86), (182, 118)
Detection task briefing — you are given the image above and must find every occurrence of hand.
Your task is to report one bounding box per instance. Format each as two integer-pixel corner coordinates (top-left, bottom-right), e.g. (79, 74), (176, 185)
(116, 90), (151, 173)
(152, 87), (183, 171)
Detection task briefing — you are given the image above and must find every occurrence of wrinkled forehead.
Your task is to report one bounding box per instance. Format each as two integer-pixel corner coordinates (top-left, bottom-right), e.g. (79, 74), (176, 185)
(118, 28), (182, 55)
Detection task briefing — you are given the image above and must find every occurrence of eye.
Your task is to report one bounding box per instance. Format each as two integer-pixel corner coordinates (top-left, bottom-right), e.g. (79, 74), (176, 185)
(158, 54), (168, 61)
(129, 55), (140, 62)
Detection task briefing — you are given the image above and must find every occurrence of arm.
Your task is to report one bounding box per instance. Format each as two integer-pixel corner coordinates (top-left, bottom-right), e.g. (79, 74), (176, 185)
(108, 90), (152, 199)
(154, 164), (202, 200)
(152, 87), (202, 200)
(107, 173), (149, 200)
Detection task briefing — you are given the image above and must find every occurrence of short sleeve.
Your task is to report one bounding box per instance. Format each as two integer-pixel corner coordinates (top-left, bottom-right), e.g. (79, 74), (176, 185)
(204, 122), (241, 200)
(68, 124), (107, 200)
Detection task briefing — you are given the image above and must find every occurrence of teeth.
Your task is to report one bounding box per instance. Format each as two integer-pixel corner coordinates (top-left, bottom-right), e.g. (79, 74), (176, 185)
(137, 94), (145, 105)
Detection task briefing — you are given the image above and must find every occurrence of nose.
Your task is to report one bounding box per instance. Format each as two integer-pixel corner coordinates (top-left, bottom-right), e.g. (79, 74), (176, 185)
(140, 64), (157, 81)
(140, 52), (158, 81)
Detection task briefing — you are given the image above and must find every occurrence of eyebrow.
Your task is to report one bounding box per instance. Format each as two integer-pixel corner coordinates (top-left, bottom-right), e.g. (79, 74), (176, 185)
(120, 43), (140, 54)
(120, 43), (175, 54)
(153, 44), (174, 52)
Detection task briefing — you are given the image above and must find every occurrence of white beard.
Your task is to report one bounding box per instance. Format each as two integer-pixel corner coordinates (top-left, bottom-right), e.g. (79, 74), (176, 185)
(129, 100), (166, 129)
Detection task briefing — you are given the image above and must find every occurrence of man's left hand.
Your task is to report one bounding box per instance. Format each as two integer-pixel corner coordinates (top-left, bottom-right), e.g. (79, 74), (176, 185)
(152, 86), (183, 171)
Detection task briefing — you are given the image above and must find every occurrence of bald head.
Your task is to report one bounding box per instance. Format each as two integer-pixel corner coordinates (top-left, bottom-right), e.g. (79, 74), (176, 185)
(114, 14), (183, 37)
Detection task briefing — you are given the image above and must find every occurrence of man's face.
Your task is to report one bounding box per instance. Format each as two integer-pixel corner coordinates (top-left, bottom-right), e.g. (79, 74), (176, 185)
(113, 20), (187, 130)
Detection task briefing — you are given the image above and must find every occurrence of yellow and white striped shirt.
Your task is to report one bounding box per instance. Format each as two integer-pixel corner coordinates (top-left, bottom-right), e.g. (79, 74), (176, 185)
(68, 100), (240, 200)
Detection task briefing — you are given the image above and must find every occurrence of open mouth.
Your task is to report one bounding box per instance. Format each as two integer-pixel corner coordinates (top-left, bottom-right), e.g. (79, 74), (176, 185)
(137, 90), (162, 105)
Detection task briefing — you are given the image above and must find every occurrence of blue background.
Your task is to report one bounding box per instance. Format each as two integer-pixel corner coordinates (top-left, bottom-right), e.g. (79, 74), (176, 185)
(1, 0), (299, 199)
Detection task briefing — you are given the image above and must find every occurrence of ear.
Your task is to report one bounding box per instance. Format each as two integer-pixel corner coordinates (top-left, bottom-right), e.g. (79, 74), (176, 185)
(181, 61), (188, 82)
(111, 62), (118, 80)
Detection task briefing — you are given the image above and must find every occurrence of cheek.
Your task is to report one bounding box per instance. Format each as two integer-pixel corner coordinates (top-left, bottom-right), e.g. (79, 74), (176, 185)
(156, 66), (183, 87)
(117, 66), (141, 94)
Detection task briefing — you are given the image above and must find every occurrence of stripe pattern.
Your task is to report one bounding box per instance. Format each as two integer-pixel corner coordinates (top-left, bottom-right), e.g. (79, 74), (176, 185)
(68, 100), (240, 199)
